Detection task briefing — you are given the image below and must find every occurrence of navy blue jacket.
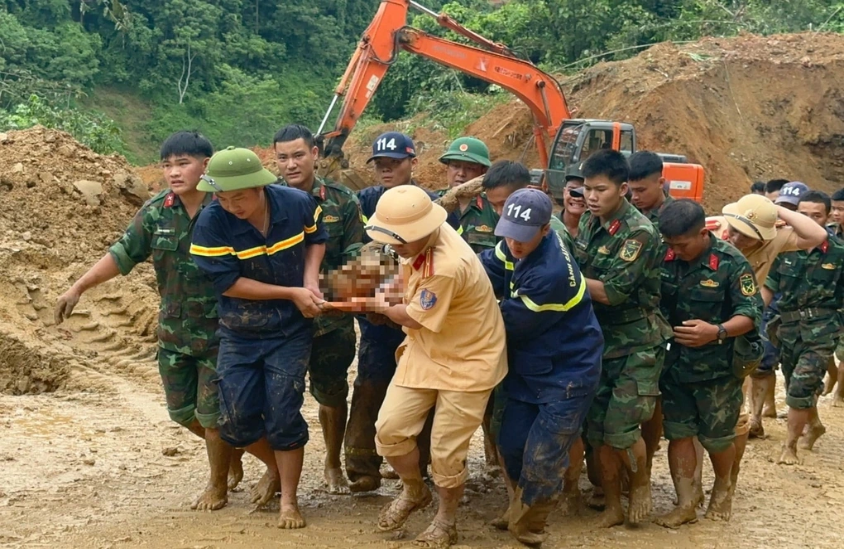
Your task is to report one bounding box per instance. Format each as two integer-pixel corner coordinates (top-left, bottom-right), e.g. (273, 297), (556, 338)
(191, 185), (328, 339)
(480, 232), (603, 403)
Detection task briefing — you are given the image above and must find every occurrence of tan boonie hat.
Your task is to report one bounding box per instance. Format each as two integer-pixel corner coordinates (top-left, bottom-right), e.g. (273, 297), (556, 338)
(721, 194), (778, 241)
(365, 185), (447, 245)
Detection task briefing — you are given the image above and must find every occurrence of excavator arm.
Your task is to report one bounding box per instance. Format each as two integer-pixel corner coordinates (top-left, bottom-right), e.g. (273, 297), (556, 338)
(316, 0), (570, 173)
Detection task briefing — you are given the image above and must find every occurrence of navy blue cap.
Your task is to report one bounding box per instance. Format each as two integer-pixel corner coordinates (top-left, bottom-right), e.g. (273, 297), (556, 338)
(367, 132), (416, 163)
(775, 181), (809, 206)
(495, 188), (553, 242)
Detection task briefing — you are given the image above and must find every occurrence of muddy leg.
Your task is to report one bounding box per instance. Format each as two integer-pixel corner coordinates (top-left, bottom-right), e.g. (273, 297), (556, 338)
(595, 444), (625, 528)
(762, 375), (777, 418)
(228, 448), (245, 490)
(778, 407), (809, 465)
(559, 437), (584, 517)
(822, 357), (837, 396)
(748, 376), (768, 438)
(730, 426), (749, 496)
(491, 449), (516, 530)
(618, 437), (651, 525)
(641, 397), (663, 476)
(276, 447), (306, 529)
(584, 442), (604, 510)
(835, 364), (844, 407)
(655, 438), (698, 528)
(414, 485), (461, 548)
(690, 437), (705, 507)
(346, 378), (389, 493)
(244, 438), (281, 506)
(704, 442), (735, 522)
(798, 406), (826, 451)
(379, 447), (433, 531)
(191, 427), (232, 511)
(320, 402), (350, 495)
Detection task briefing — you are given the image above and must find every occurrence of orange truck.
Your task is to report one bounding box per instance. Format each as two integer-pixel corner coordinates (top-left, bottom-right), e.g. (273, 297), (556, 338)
(315, 0), (704, 202)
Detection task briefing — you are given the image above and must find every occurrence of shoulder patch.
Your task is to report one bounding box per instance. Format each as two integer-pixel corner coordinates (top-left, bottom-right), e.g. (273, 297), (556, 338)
(740, 273), (757, 296)
(619, 239), (643, 262)
(420, 289), (437, 310)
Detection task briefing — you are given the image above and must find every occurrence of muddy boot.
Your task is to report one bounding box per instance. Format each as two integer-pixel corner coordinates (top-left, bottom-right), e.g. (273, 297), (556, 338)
(345, 378), (390, 493)
(508, 488), (556, 547)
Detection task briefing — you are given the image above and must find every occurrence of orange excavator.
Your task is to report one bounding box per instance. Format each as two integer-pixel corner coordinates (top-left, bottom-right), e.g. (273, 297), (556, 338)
(315, 0), (704, 202)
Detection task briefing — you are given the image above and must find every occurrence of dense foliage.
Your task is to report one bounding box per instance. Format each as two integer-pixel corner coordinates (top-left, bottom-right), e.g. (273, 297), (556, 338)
(1, 1), (842, 161)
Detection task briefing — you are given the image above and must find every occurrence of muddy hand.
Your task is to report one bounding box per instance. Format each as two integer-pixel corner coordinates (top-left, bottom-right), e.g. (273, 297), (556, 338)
(291, 287), (324, 318)
(55, 288), (81, 325)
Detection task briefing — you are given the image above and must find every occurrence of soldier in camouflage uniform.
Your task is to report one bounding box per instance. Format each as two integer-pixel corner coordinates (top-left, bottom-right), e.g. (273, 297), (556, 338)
(572, 150), (670, 528)
(55, 131), (253, 512)
(628, 150), (676, 476)
(437, 137), (498, 253)
(654, 200), (761, 528)
(824, 188), (844, 404)
(763, 190), (844, 465)
(274, 124), (365, 494)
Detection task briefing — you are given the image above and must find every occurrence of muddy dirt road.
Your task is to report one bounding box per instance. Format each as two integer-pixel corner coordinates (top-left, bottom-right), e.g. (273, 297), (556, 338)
(2, 341), (843, 549)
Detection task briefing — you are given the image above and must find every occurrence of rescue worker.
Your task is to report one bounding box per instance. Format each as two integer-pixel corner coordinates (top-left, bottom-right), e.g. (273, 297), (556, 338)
(751, 181), (766, 195)
(54, 131), (258, 512)
(190, 147), (328, 529)
(558, 164), (586, 240)
(824, 188), (844, 404)
(438, 136), (498, 253)
(330, 185), (507, 548)
(345, 132), (448, 492)
(763, 190), (844, 465)
(480, 189), (602, 546)
(749, 181), (810, 435)
(654, 199), (761, 528)
(764, 179), (789, 201)
(571, 150), (669, 527)
(273, 124), (365, 494)
(706, 193), (826, 493)
(628, 150), (675, 475)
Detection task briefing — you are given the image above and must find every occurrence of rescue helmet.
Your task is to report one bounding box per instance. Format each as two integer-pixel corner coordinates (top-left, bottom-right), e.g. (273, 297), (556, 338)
(721, 194), (778, 241)
(365, 185), (447, 245)
(438, 137), (491, 167)
(197, 147), (276, 192)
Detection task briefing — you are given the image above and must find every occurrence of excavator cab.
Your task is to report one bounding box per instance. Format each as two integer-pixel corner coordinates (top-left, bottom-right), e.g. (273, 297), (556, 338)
(545, 120), (635, 205)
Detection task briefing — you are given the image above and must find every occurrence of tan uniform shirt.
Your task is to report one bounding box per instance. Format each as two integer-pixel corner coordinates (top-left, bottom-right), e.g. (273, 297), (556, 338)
(707, 216), (800, 283)
(394, 224), (508, 392)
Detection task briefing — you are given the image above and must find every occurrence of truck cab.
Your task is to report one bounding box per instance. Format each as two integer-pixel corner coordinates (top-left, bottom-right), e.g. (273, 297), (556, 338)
(544, 119), (704, 205)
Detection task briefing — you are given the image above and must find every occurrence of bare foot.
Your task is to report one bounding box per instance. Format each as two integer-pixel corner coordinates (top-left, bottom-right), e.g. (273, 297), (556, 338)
(278, 502), (306, 529)
(627, 483), (652, 525)
(558, 489), (581, 517)
(595, 505), (625, 528)
(228, 453), (244, 491)
(587, 488), (605, 511)
(381, 466), (400, 480)
(748, 422), (765, 439)
(324, 467), (350, 495)
(250, 468), (281, 506)
(704, 484), (733, 522)
(191, 483), (228, 511)
(414, 519), (458, 548)
(378, 484), (433, 531)
(798, 423), (826, 451)
(777, 446), (801, 466)
(762, 405), (777, 419)
(654, 506), (698, 529)
(693, 483), (706, 508)
(349, 475), (380, 493)
(832, 393), (844, 408)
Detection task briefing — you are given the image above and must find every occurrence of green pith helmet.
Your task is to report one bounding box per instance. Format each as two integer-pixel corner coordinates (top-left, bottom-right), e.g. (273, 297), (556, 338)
(438, 137), (491, 167)
(197, 146), (277, 192)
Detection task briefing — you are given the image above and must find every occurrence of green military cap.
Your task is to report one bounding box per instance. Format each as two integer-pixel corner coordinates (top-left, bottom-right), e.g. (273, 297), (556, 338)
(439, 137), (491, 167)
(197, 146), (277, 192)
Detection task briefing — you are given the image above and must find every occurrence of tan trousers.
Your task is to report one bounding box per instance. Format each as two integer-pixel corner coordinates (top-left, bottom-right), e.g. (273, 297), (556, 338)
(375, 383), (492, 489)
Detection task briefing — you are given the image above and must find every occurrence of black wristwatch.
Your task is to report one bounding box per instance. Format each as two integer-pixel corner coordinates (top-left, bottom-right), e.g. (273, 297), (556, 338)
(716, 324), (727, 344)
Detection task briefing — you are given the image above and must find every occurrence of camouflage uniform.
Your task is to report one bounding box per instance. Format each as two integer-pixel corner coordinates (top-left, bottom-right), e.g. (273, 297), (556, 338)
(438, 190), (499, 253)
(765, 237), (844, 409)
(108, 190), (220, 428)
(573, 199), (670, 449)
(281, 177), (364, 408)
(827, 223), (844, 362)
(659, 235), (762, 452)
